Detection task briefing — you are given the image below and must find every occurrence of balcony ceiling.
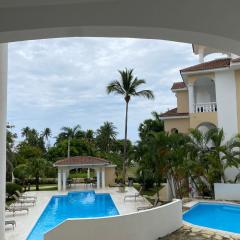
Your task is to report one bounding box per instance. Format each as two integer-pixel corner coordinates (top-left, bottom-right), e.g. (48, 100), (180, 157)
(1, 0), (240, 55)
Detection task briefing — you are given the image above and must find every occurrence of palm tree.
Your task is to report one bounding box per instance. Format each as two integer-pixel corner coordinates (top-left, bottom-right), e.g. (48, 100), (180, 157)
(96, 122), (117, 153)
(60, 125), (82, 158)
(107, 68), (154, 182)
(21, 126), (30, 138)
(42, 128), (51, 141)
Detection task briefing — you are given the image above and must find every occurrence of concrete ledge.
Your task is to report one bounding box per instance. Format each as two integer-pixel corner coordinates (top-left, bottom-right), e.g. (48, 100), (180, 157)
(45, 199), (182, 240)
(214, 183), (240, 201)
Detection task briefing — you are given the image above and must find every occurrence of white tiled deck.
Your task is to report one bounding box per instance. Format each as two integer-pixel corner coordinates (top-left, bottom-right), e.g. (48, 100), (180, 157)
(5, 186), (150, 240)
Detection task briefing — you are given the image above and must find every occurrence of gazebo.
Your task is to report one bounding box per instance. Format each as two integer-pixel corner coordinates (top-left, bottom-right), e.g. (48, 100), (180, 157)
(54, 156), (116, 191)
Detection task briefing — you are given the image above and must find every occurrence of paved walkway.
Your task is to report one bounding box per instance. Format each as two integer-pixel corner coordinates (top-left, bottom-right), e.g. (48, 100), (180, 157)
(159, 225), (240, 240)
(5, 186), (149, 240)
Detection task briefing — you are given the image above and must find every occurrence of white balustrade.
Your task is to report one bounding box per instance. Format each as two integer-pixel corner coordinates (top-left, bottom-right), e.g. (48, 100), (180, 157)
(194, 102), (217, 113)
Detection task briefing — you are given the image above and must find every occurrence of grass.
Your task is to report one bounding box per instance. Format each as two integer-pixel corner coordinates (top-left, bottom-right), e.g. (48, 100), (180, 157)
(69, 172), (95, 178)
(29, 184), (57, 191)
(127, 166), (138, 178)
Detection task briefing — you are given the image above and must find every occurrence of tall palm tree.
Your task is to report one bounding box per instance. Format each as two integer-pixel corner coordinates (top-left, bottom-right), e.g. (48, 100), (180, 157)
(107, 68), (154, 182)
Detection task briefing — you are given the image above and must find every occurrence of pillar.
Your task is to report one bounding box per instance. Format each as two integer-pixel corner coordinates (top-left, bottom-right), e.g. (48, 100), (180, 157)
(96, 168), (100, 189)
(0, 43), (7, 240)
(58, 169), (62, 191)
(62, 169), (66, 191)
(101, 168), (105, 189)
(87, 168), (90, 178)
(188, 83), (194, 113)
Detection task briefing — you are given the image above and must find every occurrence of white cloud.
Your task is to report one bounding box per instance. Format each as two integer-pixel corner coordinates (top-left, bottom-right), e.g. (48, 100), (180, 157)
(7, 37), (198, 142)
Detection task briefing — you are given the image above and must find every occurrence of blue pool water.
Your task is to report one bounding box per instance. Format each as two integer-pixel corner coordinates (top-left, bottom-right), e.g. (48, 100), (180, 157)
(27, 191), (119, 240)
(183, 202), (240, 234)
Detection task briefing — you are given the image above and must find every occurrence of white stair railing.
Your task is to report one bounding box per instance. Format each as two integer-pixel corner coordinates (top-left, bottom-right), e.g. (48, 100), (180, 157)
(194, 102), (217, 113)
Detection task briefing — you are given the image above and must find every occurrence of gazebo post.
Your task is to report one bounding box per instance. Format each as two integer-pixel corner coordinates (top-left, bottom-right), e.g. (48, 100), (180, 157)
(87, 168), (90, 178)
(96, 168), (100, 189)
(101, 168), (105, 189)
(58, 168), (62, 191)
(62, 169), (67, 191)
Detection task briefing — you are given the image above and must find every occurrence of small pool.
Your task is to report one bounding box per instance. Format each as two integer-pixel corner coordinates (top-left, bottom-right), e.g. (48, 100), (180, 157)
(27, 191), (119, 240)
(183, 202), (240, 234)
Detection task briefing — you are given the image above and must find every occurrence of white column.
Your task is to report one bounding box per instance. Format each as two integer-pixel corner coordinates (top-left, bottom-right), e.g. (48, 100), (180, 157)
(101, 168), (105, 189)
(0, 43), (7, 240)
(87, 168), (90, 178)
(188, 83), (194, 113)
(58, 169), (62, 191)
(62, 170), (67, 191)
(96, 168), (100, 189)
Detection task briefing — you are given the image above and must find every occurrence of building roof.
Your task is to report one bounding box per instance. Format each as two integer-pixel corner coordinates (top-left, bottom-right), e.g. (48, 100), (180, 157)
(171, 82), (186, 90)
(159, 108), (189, 118)
(180, 58), (231, 73)
(54, 156), (110, 167)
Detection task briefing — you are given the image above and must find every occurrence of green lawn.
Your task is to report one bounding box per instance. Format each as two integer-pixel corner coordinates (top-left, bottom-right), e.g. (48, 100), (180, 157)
(29, 184), (57, 191)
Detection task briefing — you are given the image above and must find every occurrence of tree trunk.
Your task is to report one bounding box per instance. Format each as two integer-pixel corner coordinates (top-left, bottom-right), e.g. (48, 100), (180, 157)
(123, 100), (129, 184)
(36, 175), (39, 191)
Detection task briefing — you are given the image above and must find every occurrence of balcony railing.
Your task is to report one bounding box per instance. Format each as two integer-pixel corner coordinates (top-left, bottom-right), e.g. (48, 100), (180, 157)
(194, 102), (217, 113)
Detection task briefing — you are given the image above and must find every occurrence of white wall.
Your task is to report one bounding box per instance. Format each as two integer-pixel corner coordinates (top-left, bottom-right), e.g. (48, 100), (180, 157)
(44, 200), (182, 240)
(215, 183), (240, 200)
(215, 70), (238, 141)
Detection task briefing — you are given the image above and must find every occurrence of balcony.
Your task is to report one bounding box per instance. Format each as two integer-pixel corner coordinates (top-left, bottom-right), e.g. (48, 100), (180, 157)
(194, 102), (217, 113)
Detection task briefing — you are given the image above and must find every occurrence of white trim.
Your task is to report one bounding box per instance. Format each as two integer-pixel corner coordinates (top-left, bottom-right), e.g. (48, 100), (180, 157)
(160, 115), (189, 120)
(172, 87), (188, 92)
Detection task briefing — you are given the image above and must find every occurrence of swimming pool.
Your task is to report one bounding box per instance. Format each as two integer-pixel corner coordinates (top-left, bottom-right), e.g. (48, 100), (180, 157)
(183, 202), (240, 234)
(27, 191), (119, 240)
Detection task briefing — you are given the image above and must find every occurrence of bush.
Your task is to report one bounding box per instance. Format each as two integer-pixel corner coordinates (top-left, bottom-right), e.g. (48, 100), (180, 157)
(6, 182), (22, 197)
(137, 169), (155, 189)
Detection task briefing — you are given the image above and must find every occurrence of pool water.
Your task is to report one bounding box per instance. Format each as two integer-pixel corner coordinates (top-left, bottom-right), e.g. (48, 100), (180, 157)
(183, 202), (240, 234)
(27, 191), (119, 240)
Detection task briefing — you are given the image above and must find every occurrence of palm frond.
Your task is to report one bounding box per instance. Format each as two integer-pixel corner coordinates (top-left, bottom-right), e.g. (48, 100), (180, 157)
(106, 80), (125, 95)
(134, 90), (154, 99)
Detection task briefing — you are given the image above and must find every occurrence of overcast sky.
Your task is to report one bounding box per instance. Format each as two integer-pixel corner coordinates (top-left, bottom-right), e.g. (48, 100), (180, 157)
(7, 37), (199, 143)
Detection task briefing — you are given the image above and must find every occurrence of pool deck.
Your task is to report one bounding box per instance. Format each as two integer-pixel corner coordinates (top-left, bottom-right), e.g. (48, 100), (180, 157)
(5, 186), (150, 240)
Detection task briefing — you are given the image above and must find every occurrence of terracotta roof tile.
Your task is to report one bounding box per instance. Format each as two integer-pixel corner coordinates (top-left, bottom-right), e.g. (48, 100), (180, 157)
(180, 58), (231, 73)
(160, 108), (189, 118)
(171, 82), (186, 90)
(54, 156), (110, 166)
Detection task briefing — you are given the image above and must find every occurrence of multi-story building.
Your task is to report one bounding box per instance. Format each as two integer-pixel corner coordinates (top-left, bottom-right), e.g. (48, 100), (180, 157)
(160, 44), (240, 180)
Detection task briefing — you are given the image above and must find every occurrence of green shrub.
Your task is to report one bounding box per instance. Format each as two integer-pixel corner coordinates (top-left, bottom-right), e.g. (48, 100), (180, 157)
(6, 182), (22, 197)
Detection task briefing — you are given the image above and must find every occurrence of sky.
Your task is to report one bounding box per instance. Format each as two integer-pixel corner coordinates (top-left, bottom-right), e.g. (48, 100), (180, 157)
(7, 37), (200, 144)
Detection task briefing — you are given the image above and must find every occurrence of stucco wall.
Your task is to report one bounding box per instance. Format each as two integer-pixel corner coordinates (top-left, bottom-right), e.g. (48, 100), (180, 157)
(176, 91), (189, 113)
(164, 118), (190, 133)
(215, 70), (238, 141)
(189, 112), (217, 129)
(235, 70), (240, 132)
(214, 183), (240, 200)
(105, 166), (116, 186)
(44, 200), (182, 240)
(187, 73), (215, 84)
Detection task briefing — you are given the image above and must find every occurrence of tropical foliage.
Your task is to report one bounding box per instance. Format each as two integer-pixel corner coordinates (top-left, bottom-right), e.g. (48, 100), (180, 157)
(136, 127), (240, 199)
